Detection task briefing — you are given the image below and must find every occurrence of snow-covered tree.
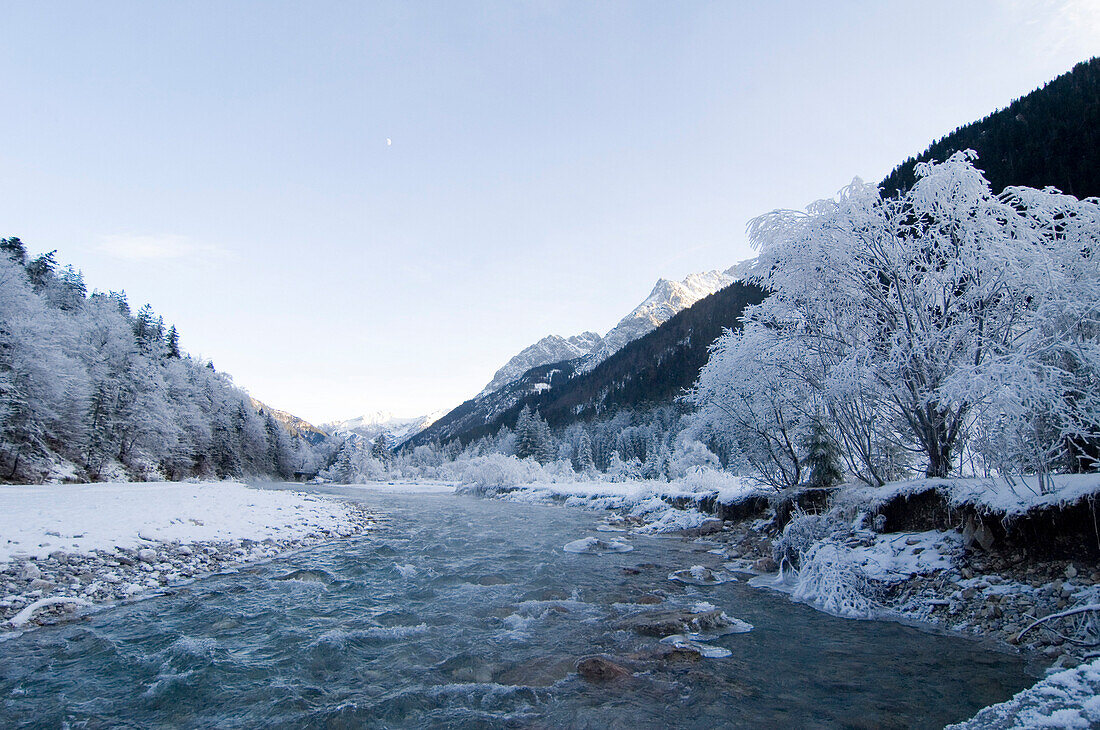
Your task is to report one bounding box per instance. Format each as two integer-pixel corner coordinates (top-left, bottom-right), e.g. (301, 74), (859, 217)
(694, 152), (1100, 486)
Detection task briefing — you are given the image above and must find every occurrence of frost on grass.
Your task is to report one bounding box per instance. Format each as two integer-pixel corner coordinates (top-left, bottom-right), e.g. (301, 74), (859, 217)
(562, 537), (633, 554)
(946, 657), (1100, 729)
(0, 481), (365, 562)
(0, 481), (370, 630)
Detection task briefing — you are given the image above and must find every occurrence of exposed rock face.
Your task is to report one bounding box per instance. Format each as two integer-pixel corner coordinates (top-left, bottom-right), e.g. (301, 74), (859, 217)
(478, 332), (601, 397)
(579, 270), (734, 371)
(477, 269), (735, 398)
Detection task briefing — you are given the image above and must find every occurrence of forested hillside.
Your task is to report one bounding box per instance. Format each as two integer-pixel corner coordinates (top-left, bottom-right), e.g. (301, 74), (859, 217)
(881, 57), (1100, 198)
(0, 238), (321, 483)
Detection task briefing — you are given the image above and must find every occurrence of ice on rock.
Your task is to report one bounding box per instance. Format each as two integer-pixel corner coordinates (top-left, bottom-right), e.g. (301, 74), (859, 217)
(668, 565), (736, 585)
(562, 537), (633, 554)
(659, 634), (732, 659)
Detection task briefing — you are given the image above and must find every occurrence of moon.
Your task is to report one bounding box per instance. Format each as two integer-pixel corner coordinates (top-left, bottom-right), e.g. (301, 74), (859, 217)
(386, 138), (392, 146)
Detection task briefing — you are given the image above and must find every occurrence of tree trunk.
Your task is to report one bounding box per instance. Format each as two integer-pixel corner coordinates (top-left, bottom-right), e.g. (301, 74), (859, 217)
(925, 434), (953, 478)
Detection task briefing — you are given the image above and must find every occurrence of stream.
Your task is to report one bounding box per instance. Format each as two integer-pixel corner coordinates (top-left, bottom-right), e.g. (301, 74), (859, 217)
(0, 483), (1032, 728)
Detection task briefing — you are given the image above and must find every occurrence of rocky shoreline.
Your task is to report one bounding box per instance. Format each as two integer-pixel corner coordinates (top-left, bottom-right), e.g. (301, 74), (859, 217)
(1, 503), (374, 632)
(650, 511), (1100, 674)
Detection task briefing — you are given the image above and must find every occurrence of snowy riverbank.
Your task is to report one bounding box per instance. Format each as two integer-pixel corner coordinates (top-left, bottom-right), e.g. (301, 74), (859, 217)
(0, 481), (372, 631)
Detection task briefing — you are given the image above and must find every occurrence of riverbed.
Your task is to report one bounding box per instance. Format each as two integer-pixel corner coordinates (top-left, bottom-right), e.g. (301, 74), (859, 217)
(0, 483), (1031, 728)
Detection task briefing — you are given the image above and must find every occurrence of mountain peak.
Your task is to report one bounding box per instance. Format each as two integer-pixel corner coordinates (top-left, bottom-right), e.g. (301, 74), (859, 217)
(478, 330), (602, 397)
(581, 269), (734, 369)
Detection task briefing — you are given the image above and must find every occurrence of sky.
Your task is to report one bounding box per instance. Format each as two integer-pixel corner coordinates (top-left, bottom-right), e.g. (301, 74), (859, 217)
(2, 1), (1098, 425)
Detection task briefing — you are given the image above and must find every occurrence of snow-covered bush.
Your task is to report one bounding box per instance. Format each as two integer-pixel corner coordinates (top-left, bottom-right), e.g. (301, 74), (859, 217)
(678, 467), (758, 502)
(605, 453), (643, 482)
(443, 453), (577, 493)
(668, 438), (721, 478)
(773, 511), (833, 569)
(792, 540), (878, 619)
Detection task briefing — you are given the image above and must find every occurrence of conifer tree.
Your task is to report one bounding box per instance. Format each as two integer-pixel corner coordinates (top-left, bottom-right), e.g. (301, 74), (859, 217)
(576, 430), (596, 473)
(165, 326), (181, 358)
(371, 433), (392, 463)
(801, 416), (844, 489)
(514, 405), (538, 460)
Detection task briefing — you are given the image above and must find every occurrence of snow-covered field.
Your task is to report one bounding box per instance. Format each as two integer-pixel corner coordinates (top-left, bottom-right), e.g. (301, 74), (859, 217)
(0, 481), (364, 562)
(0, 481), (370, 630)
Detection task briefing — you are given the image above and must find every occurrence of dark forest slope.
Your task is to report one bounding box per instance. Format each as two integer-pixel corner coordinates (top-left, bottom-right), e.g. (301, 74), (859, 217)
(881, 57), (1100, 198)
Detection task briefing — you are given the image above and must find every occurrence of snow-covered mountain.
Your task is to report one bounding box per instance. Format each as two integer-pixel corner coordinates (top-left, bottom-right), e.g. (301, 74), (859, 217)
(324, 410), (448, 446)
(478, 331), (601, 397)
(479, 270), (736, 398)
(580, 270), (734, 370)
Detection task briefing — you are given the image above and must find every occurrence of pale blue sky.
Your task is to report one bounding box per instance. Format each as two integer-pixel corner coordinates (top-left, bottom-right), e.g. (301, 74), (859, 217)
(2, 1), (1098, 423)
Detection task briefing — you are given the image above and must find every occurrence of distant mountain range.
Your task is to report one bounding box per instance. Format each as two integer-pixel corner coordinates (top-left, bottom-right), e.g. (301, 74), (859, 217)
(578, 270), (735, 372)
(479, 332), (601, 397)
(322, 269), (737, 449)
(323, 410), (448, 446)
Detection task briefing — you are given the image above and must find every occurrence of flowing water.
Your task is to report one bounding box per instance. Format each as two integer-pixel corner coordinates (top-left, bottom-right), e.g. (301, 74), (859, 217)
(1, 483), (1032, 728)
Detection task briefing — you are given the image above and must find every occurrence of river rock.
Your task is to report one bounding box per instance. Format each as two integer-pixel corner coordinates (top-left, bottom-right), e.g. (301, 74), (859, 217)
(575, 656), (631, 682)
(616, 608), (736, 637)
(1065, 564), (1078, 579)
(675, 520), (725, 537)
(753, 557), (777, 573)
(657, 646), (704, 663)
(20, 563), (42, 581)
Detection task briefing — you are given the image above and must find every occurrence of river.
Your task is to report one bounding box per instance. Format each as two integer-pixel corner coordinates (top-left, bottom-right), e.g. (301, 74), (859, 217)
(0, 483), (1031, 728)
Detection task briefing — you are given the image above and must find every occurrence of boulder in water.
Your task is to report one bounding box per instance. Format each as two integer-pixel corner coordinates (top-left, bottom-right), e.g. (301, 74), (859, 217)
(575, 655), (632, 682)
(563, 537), (633, 554)
(668, 565), (736, 586)
(616, 608), (752, 638)
(273, 568), (335, 584)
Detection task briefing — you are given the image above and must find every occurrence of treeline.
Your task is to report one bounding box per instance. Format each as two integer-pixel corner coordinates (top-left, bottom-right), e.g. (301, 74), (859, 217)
(326, 402), (723, 485)
(0, 238), (321, 483)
